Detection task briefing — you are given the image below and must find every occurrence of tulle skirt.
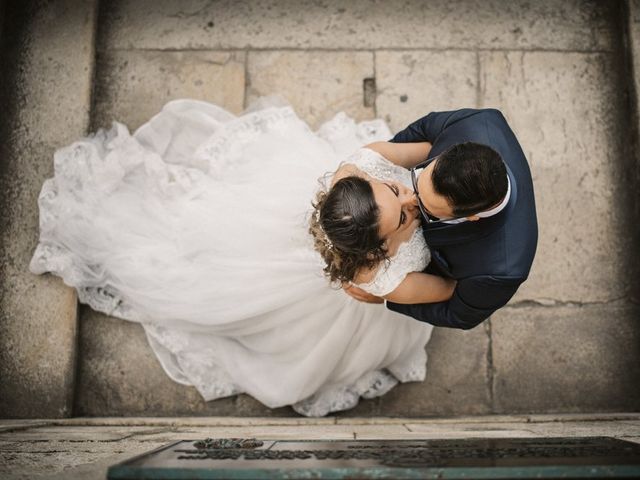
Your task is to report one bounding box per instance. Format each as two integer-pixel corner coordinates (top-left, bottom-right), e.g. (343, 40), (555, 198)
(29, 96), (433, 416)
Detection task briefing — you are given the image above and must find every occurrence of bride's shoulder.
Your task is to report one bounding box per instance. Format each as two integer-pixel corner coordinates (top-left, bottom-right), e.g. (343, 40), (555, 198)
(330, 161), (372, 187)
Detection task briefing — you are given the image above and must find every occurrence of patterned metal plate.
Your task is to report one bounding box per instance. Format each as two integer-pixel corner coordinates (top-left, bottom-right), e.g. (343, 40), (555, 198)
(108, 436), (640, 479)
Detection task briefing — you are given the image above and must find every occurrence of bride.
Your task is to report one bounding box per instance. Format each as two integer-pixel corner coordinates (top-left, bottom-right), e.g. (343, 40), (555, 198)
(29, 96), (454, 417)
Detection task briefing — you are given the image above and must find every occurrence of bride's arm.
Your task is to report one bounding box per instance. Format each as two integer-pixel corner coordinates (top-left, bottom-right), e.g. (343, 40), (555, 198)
(382, 272), (456, 304)
(351, 267), (456, 305)
(364, 141), (432, 169)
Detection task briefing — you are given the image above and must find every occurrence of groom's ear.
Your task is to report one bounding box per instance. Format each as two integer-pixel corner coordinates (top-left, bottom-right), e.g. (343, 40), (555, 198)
(466, 215), (480, 222)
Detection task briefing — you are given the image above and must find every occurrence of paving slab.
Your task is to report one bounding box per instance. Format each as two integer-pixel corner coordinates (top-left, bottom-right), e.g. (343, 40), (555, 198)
(92, 49), (245, 131)
(247, 50), (374, 130)
(5, 413), (635, 427)
(0, 426), (160, 442)
(52, 416), (337, 427)
(352, 422), (538, 440)
(491, 302), (640, 413)
(480, 50), (631, 303)
(402, 423), (539, 439)
(376, 50), (478, 133)
(0, 422), (52, 433)
(0, 442), (21, 452)
(99, 425), (357, 442)
(523, 421), (640, 438)
(77, 310), (281, 416)
(100, 0), (615, 51)
(0, 0), (97, 419)
(349, 424), (412, 440)
(0, 439), (165, 479)
(336, 415), (530, 425)
(375, 325), (492, 416)
(406, 421), (640, 438)
(523, 412), (640, 423)
(1, 416), (639, 479)
(77, 309), (490, 417)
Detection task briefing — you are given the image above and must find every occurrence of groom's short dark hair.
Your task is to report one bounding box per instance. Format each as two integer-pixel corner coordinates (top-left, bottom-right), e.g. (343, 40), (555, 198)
(431, 142), (508, 217)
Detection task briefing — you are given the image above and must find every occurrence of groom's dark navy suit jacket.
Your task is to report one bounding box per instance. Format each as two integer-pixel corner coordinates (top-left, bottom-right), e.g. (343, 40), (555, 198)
(387, 109), (538, 330)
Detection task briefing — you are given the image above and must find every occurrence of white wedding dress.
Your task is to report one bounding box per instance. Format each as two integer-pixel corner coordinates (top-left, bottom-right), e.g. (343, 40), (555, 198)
(29, 97), (433, 417)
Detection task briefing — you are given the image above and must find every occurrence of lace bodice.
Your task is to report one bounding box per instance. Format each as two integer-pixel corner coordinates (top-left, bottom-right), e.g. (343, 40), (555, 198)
(344, 148), (430, 297)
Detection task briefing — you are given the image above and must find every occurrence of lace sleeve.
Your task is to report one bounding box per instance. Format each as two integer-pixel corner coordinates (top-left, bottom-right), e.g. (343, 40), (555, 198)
(353, 230), (430, 297)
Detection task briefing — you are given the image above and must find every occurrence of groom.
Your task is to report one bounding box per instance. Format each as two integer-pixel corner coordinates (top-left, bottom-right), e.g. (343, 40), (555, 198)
(345, 109), (538, 330)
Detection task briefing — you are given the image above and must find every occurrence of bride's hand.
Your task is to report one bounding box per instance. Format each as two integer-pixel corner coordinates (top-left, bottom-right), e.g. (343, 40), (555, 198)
(342, 282), (384, 304)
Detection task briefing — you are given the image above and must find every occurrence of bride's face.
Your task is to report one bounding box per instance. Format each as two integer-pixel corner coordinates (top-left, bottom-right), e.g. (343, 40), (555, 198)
(370, 179), (420, 241)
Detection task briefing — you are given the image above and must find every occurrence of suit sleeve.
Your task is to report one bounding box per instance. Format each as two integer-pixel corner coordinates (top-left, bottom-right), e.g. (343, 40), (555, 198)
(390, 108), (492, 144)
(386, 275), (523, 329)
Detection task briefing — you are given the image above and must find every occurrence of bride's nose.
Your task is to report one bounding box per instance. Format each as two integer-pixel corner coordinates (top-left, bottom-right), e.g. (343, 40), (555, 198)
(400, 190), (419, 208)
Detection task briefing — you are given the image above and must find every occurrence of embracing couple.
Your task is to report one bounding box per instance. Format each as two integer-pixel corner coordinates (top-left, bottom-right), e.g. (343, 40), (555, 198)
(30, 98), (538, 416)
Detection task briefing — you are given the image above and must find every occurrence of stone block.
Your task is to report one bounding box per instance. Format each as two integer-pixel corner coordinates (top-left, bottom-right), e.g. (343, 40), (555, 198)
(402, 423), (538, 439)
(59, 416), (336, 426)
(376, 50), (478, 134)
(525, 412), (640, 423)
(76, 309), (295, 416)
(100, 0), (615, 52)
(0, 421), (51, 433)
(491, 302), (640, 413)
(351, 424), (416, 440)
(62, 416), (336, 427)
(0, 0), (97, 418)
(92, 425), (356, 442)
(0, 438), (166, 479)
(626, 0), (640, 306)
(246, 51), (374, 130)
(480, 51), (631, 303)
(76, 307), (492, 417)
(92, 50), (245, 131)
(374, 325), (492, 417)
(0, 426), (158, 442)
(631, 0), (640, 23)
(524, 421), (640, 438)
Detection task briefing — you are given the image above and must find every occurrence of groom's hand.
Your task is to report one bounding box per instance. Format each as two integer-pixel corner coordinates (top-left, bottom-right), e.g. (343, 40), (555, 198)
(342, 283), (384, 304)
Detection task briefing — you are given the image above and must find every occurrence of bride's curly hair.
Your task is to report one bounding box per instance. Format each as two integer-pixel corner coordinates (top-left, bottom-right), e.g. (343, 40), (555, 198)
(309, 175), (389, 285)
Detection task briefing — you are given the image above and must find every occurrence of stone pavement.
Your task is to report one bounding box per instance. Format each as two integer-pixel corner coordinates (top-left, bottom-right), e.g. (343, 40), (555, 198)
(1, 414), (640, 479)
(1, 0), (639, 418)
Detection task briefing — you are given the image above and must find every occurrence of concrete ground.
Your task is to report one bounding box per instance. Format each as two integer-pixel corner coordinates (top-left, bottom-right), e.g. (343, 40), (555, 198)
(1, 0), (639, 419)
(1, 414), (640, 479)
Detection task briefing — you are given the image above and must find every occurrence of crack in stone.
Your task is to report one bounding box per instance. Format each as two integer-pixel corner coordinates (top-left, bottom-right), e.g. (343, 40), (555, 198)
(165, 2), (216, 20)
(126, 428), (175, 439)
(484, 320), (495, 413)
(504, 296), (630, 309)
(475, 50), (481, 108)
